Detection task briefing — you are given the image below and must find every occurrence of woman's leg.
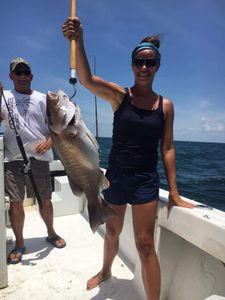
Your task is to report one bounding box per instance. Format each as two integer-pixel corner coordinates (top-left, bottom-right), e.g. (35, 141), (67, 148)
(87, 204), (127, 290)
(132, 200), (160, 300)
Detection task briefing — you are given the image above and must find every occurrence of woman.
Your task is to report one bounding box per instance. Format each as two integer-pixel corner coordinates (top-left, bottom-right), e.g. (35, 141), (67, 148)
(62, 17), (194, 300)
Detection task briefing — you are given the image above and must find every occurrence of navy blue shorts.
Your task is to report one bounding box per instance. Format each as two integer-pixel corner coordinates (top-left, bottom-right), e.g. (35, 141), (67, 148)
(103, 164), (159, 205)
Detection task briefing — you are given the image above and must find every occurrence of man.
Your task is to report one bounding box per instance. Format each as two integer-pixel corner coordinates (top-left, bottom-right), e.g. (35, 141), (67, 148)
(0, 58), (66, 264)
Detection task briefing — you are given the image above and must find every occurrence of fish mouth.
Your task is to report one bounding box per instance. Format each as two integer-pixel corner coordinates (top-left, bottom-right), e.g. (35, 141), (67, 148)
(47, 91), (58, 104)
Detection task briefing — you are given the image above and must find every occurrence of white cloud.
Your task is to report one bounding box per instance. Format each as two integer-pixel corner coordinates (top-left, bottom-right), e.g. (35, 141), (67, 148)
(201, 117), (224, 132)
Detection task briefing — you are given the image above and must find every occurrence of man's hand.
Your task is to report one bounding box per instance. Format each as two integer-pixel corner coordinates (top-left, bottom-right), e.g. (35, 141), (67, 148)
(35, 137), (52, 154)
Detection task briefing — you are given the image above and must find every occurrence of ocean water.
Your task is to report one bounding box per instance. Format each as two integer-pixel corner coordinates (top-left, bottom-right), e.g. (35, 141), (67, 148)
(98, 137), (225, 211)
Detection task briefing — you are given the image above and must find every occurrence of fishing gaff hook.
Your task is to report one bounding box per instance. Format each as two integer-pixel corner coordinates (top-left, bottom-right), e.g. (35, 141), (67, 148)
(69, 77), (77, 100)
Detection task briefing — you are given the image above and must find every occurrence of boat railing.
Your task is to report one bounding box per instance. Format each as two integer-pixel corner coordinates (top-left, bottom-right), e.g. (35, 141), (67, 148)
(0, 136), (7, 288)
(50, 171), (225, 299)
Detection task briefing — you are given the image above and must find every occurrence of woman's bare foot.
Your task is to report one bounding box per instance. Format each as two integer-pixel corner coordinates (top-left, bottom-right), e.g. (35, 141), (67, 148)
(86, 271), (111, 290)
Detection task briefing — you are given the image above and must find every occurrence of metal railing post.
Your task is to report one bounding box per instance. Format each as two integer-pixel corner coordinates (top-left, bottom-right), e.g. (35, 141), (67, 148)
(0, 135), (7, 288)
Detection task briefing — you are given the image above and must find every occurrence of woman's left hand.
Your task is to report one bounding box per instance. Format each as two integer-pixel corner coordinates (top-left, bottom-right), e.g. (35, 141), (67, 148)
(168, 190), (196, 209)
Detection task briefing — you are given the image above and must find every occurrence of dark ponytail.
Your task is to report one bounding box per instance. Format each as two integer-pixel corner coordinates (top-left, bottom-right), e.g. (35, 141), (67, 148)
(140, 35), (161, 49)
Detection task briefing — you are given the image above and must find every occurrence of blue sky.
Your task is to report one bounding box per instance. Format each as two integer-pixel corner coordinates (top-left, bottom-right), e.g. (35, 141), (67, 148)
(0, 0), (225, 143)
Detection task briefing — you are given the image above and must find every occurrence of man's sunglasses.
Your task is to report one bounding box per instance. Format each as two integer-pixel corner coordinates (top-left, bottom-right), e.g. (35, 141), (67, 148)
(14, 69), (31, 76)
(132, 58), (158, 68)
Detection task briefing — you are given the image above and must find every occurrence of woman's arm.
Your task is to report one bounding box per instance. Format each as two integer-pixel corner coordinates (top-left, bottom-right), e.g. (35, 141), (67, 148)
(160, 98), (194, 209)
(62, 17), (125, 112)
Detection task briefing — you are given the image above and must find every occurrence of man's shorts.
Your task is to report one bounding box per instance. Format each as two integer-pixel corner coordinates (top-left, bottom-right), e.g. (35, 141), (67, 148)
(103, 164), (159, 205)
(4, 159), (52, 202)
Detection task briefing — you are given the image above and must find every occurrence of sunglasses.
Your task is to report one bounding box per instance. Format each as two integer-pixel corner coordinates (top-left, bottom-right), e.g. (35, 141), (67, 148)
(133, 58), (158, 68)
(14, 69), (31, 76)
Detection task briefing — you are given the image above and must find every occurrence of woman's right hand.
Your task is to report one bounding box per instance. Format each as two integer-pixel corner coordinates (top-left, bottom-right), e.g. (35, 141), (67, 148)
(62, 17), (83, 42)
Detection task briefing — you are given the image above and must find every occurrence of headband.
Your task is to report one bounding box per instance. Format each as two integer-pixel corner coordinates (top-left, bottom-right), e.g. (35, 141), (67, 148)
(131, 42), (161, 62)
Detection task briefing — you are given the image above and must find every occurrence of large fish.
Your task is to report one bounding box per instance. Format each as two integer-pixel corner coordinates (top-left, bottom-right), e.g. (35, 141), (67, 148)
(46, 90), (117, 232)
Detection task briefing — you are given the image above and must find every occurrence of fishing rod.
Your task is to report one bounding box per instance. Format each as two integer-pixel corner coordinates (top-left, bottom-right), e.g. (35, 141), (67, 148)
(69, 0), (77, 100)
(1, 91), (43, 208)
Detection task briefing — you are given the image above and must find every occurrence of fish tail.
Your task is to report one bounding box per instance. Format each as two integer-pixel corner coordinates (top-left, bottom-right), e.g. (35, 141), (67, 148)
(88, 199), (117, 233)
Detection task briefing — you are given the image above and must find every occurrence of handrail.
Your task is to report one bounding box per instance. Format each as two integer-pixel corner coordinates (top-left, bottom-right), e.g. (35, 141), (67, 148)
(0, 135), (7, 288)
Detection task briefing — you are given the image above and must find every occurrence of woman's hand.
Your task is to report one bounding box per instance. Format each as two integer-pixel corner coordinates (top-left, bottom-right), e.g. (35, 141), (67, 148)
(62, 17), (83, 42)
(168, 190), (196, 209)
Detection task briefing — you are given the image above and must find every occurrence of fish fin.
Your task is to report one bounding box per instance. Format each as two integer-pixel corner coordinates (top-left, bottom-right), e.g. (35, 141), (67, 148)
(99, 168), (110, 190)
(67, 175), (83, 196)
(88, 199), (118, 233)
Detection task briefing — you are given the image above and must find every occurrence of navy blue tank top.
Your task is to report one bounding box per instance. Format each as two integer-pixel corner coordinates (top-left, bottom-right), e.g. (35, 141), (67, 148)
(108, 89), (164, 171)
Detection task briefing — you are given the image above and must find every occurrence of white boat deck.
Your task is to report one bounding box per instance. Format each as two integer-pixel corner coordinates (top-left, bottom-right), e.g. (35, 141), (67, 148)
(1, 138), (225, 300)
(1, 207), (140, 300)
